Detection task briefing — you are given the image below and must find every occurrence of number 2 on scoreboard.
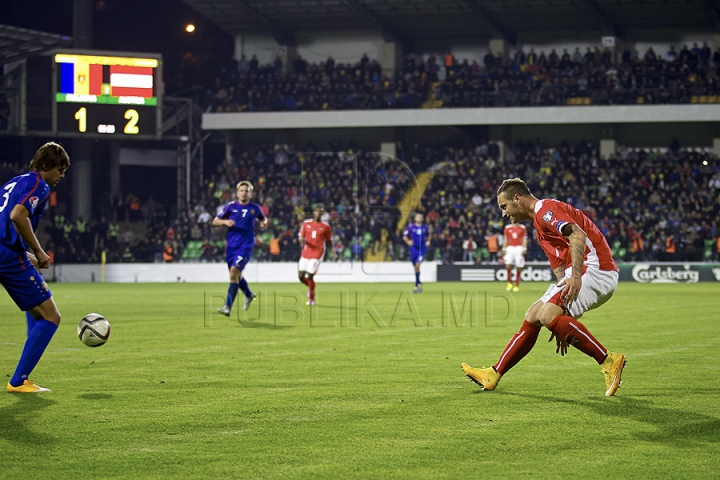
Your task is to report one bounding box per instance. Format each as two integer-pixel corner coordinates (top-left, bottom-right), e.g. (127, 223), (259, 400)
(124, 109), (139, 134)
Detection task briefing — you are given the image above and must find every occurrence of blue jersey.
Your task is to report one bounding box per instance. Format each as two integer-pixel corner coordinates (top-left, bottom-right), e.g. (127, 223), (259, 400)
(0, 171), (49, 253)
(404, 223), (429, 253)
(217, 201), (266, 251)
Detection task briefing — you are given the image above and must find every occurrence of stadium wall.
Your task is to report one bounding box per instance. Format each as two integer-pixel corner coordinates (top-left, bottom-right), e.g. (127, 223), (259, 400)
(49, 262), (720, 284)
(203, 105), (720, 130)
(50, 262), (439, 283)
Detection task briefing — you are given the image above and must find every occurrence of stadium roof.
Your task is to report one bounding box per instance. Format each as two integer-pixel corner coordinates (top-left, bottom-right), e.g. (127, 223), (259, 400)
(179, 0), (720, 47)
(0, 24), (72, 66)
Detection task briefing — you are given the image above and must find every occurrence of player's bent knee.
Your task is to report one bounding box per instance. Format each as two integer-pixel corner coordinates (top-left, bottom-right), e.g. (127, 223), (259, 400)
(49, 311), (61, 326)
(524, 300), (543, 323)
(538, 302), (564, 326)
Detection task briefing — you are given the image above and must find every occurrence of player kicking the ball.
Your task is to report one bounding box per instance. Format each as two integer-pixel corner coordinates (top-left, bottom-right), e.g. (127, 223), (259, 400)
(298, 205), (336, 305)
(213, 181), (268, 316)
(462, 178), (626, 396)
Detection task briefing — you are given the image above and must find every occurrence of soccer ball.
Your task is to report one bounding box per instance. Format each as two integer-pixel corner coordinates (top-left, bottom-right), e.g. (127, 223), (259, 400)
(78, 313), (111, 347)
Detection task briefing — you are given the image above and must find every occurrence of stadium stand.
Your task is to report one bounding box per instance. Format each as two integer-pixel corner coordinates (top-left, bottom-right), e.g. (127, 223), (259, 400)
(6, 138), (714, 266)
(206, 43), (720, 112)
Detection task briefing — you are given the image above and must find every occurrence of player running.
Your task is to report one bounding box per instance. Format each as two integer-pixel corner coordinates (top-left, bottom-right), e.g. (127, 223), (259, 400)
(403, 213), (430, 293)
(462, 178), (626, 396)
(503, 222), (527, 292)
(213, 181), (268, 316)
(3, 142), (70, 393)
(298, 205), (337, 305)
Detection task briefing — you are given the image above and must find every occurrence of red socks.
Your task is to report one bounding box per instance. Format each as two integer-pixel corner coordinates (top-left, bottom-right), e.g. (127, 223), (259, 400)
(300, 276), (309, 286)
(547, 315), (607, 363)
(307, 279), (316, 301)
(494, 320), (541, 375)
(515, 269), (521, 287)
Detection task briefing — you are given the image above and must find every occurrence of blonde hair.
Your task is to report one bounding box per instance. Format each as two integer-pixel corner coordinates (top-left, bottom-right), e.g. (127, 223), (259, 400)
(236, 180), (254, 192)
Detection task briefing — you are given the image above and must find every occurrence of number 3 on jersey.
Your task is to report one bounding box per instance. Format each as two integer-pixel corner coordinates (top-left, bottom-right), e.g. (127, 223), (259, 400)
(0, 182), (17, 212)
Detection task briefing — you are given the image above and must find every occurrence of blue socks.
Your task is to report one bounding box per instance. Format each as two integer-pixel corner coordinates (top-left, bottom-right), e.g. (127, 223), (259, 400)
(239, 278), (252, 298)
(226, 282), (239, 308)
(25, 312), (37, 336)
(10, 319), (58, 387)
(415, 272), (421, 286)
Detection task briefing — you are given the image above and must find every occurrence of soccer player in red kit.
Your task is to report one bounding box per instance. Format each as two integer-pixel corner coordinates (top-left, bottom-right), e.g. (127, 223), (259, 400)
(462, 178), (626, 396)
(503, 222), (527, 292)
(298, 205), (337, 305)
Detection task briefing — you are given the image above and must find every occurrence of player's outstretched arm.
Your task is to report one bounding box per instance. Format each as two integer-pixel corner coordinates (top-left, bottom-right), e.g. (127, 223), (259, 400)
(10, 204), (49, 268)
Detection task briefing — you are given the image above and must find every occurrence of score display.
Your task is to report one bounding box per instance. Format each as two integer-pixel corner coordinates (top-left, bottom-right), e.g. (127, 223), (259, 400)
(52, 51), (162, 138)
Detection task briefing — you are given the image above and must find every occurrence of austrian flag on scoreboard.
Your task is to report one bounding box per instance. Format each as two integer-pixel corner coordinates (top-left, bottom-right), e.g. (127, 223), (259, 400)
(110, 65), (154, 98)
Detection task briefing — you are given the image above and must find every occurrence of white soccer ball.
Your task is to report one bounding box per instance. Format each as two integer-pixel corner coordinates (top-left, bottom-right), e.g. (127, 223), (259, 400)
(78, 313), (111, 347)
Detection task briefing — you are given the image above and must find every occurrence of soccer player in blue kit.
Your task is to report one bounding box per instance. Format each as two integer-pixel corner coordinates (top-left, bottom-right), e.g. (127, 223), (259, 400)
(403, 213), (430, 293)
(213, 181), (269, 316)
(2, 142), (70, 393)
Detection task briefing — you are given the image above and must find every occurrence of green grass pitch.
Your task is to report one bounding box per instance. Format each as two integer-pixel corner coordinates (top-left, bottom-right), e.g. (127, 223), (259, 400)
(1, 281), (719, 479)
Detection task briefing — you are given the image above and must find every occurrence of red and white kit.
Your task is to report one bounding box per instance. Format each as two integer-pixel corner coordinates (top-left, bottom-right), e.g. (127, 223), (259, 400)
(533, 199), (619, 318)
(298, 220), (332, 274)
(503, 223), (527, 268)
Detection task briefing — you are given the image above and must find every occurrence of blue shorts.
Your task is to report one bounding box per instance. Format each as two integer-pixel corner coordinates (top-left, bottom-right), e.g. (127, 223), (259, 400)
(0, 245), (52, 312)
(226, 247), (253, 272)
(409, 248), (427, 265)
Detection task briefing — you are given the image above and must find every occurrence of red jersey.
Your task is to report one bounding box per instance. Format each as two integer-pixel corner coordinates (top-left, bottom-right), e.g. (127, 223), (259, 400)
(533, 199), (617, 272)
(504, 224), (527, 246)
(300, 220), (332, 260)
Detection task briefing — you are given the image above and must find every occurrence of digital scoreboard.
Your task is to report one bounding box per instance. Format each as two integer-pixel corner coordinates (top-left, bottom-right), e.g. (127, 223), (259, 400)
(52, 50), (162, 139)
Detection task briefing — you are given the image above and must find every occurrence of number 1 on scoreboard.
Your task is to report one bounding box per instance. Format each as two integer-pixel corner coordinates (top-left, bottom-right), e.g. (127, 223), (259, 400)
(74, 107), (87, 132)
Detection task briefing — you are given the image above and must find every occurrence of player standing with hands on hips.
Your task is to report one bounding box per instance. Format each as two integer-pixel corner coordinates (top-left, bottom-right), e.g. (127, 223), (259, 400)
(214, 181), (268, 316)
(403, 213), (430, 293)
(298, 205), (337, 305)
(3, 142), (70, 393)
(462, 178), (626, 396)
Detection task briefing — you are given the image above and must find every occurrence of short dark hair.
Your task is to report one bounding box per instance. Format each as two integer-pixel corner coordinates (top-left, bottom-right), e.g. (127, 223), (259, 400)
(497, 177), (532, 199)
(29, 142), (70, 172)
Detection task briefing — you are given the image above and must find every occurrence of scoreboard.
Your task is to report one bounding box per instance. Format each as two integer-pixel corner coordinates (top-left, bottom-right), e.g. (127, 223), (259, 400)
(52, 50), (162, 139)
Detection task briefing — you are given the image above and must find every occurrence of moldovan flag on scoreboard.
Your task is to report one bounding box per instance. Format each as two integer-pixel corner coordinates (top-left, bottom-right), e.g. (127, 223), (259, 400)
(110, 65), (154, 97)
(58, 61), (103, 95)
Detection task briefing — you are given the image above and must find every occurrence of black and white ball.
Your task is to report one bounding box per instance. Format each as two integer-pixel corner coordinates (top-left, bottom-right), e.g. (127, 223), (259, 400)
(78, 313), (111, 347)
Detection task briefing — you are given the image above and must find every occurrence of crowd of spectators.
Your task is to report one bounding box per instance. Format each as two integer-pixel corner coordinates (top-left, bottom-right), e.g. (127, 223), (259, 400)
(167, 141), (422, 263)
(2, 139), (719, 265)
(207, 42), (720, 112)
(156, 139), (720, 265)
(208, 53), (426, 112)
(417, 141), (720, 263)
